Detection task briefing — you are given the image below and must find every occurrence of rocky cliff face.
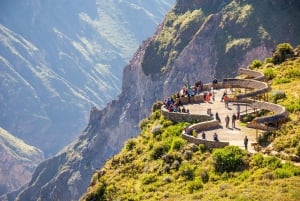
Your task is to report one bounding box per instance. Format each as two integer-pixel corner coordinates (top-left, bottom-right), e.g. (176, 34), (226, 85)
(0, 0), (173, 157)
(0, 128), (43, 196)
(6, 0), (300, 201)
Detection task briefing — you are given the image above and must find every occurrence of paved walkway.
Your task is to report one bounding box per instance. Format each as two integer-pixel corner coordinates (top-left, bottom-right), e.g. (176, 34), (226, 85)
(185, 89), (260, 152)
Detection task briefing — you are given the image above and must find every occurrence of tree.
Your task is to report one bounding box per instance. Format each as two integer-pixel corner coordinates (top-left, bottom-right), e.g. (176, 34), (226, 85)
(212, 146), (247, 173)
(272, 43), (294, 64)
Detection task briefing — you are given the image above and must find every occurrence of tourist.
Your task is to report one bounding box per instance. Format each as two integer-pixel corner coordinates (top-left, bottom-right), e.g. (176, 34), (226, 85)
(213, 133), (219, 141)
(202, 131), (206, 140)
(221, 90), (227, 102)
(215, 112), (221, 123)
(244, 136), (248, 150)
(225, 115), (230, 128)
(232, 113), (237, 128)
(224, 95), (229, 108)
(236, 104), (240, 119)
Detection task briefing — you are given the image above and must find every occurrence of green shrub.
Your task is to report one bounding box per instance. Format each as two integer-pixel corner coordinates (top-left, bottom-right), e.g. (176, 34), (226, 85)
(270, 90), (286, 103)
(152, 125), (163, 137)
(125, 139), (136, 151)
(212, 146), (247, 173)
(171, 137), (186, 151)
(85, 180), (106, 201)
(263, 68), (276, 80)
(286, 68), (300, 78)
(296, 145), (300, 157)
(142, 173), (157, 185)
(250, 154), (264, 168)
(187, 179), (203, 193)
(150, 143), (170, 160)
(273, 77), (291, 84)
(275, 168), (293, 178)
(151, 110), (161, 120)
(249, 59), (262, 69)
(262, 156), (282, 170)
(179, 163), (195, 180)
(272, 43), (294, 64)
(139, 118), (150, 129)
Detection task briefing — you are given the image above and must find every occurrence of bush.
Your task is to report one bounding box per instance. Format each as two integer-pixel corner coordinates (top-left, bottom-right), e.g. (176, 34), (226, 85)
(150, 143), (170, 160)
(273, 77), (291, 84)
(212, 146), (247, 173)
(179, 163), (195, 180)
(272, 43), (294, 64)
(262, 156), (282, 170)
(263, 68), (276, 80)
(152, 125), (163, 137)
(139, 118), (150, 129)
(125, 139), (136, 151)
(142, 173), (157, 185)
(249, 59), (262, 69)
(171, 137), (186, 151)
(270, 90), (286, 103)
(275, 168), (293, 178)
(187, 179), (203, 193)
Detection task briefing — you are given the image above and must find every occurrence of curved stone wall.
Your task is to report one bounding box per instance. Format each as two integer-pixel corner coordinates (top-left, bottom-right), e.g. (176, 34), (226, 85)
(250, 101), (289, 124)
(222, 78), (271, 99)
(161, 68), (288, 148)
(161, 106), (213, 123)
(238, 68), (266, 81)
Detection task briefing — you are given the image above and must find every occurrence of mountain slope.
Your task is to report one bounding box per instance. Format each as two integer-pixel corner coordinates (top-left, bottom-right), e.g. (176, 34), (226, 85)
(9, 0), (300, 201)
(80, 108), (300, 201)
(0, 127), (43, 196)
(0, 0), (174, 157)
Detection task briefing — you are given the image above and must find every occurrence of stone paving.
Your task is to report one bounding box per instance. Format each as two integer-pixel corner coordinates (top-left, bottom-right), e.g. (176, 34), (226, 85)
(184, 89), (261, 152)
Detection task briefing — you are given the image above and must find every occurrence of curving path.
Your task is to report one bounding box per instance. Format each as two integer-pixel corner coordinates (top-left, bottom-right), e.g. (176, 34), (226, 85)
(162, 68), (289, 152)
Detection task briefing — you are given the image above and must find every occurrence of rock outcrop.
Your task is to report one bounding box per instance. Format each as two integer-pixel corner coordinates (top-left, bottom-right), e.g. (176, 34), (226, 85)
(7, 0), (300, 201)
(0, 128), (43, 196)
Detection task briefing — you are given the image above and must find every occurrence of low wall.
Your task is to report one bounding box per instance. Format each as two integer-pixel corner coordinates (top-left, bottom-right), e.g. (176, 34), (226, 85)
(179, 95), (204, 104)
(183, 120), (228, 149)
(182, 134), (229, 148)
(187, 120), (220, 133)
(161, 107), (213, 123)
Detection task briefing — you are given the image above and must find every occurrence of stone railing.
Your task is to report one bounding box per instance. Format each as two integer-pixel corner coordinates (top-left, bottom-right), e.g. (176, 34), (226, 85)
(161, 106), (213, 123)
(238, 68), (266, 81)
(250, 101), (289, 124)
(183, 120), (229, 149)
(162, 68), (288, 147)
(186, 120), (221, 133)
(182, 133), (229, 148)
(222, 78), (271, 99)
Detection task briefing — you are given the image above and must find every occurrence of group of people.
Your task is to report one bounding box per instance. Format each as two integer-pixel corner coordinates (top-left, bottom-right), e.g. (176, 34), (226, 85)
(224, 113), (237, 128)
(201, 131), (219, 142)
(163, 97), (190, 113)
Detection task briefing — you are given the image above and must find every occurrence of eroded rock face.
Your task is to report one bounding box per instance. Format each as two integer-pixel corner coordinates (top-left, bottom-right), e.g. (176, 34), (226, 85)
(7, 0), (300, 201)
(0, 128), (43, 196)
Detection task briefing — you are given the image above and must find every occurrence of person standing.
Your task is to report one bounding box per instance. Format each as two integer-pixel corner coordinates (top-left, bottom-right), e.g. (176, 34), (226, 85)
(224, 95), (229, 108)
(213, 133), (219, 141)
(244, 136), (249, 150)
(202, 131), (206, 140)
(215, 112), (221, 123)
(236, 104), (240, 120)
(232, 113), (237, 128)
(225, 115), (230, 128)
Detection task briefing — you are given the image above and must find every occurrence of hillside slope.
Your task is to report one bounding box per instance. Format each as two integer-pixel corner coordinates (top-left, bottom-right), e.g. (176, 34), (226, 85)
(0, 0), (174, 157)
(0, 128), (43, 196)
(81, 46), (300, 200)
(8, 1), (300, 201)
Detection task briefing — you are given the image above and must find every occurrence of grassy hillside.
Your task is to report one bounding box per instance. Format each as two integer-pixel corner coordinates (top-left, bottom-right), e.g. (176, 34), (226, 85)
(248, 43), (300, 158)
(81, 44), (300, 201)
